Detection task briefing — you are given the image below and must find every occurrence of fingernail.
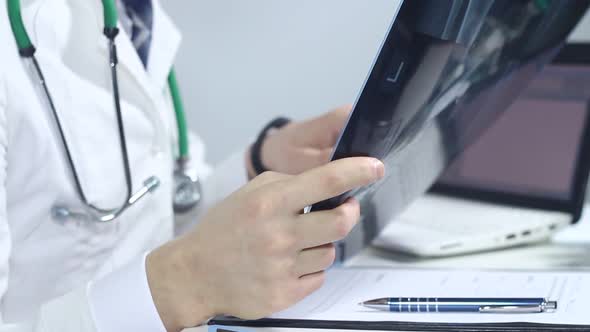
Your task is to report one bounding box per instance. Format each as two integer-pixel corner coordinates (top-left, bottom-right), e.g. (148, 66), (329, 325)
(372, 159), (385, 179)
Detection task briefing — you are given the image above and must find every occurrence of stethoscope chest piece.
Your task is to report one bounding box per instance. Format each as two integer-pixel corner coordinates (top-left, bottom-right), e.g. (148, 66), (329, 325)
(173, 160), (202, 214)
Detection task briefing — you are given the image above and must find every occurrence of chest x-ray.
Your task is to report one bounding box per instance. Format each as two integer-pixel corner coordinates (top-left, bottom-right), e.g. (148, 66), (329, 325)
(310, 0), (589, 261)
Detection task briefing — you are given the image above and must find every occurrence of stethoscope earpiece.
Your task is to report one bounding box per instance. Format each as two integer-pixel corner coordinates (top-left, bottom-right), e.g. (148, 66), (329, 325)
(52, 176), (162, 223)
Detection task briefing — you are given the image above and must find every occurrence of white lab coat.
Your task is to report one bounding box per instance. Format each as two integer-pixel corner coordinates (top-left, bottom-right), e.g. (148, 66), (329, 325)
(0, 0), (247, 330)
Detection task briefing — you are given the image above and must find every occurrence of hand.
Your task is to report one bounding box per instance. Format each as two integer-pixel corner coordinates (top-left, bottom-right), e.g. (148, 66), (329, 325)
(147, 157), (385, 331)
(249, 105), (351, 176)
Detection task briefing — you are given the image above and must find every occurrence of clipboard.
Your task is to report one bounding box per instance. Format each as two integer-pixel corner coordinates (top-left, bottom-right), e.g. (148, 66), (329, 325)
(207, 268), (590, 332)
(209, 318), (590, 332)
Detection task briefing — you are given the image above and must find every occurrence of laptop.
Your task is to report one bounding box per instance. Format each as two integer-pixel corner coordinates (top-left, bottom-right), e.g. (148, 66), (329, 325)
(375, 42), (590, 257)
(309, 0), (589, 261)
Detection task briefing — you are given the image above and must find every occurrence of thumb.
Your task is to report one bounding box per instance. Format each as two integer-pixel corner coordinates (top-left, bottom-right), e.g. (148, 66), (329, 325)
(298, 105), (351, 148)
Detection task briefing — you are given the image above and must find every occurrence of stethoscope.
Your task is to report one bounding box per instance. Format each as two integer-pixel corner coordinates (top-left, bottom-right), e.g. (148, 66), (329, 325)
(6, 0), (202, 222)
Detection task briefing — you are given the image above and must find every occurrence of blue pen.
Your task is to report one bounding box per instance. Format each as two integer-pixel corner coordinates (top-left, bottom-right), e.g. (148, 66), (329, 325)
(359, 297), (557, 313)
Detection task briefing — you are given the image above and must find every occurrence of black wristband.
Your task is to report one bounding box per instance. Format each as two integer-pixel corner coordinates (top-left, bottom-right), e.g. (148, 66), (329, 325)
(250, 117), (291, 176)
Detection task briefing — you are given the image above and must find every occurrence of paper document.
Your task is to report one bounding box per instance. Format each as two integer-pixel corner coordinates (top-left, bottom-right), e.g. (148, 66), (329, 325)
(271, 268), (589, 325)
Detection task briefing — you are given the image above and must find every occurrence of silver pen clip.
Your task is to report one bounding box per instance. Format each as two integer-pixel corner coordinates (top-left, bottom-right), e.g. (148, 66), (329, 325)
(479, 301), (557, 314)
(479, 305), (542, 313)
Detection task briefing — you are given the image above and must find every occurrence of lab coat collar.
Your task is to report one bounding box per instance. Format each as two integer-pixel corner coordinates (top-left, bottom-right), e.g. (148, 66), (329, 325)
(93, 0), (182, 95)
(147, 0), (182, 90)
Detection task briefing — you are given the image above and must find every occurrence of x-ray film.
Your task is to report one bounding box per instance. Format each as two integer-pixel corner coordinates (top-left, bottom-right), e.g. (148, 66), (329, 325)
(310, 0), (589, 261)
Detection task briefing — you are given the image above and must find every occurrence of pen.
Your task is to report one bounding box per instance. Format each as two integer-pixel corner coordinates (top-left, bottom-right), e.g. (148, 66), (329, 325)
(359, 298), (557, 313)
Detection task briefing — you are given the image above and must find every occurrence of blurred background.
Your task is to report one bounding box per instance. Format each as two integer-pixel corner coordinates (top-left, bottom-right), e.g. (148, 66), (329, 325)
(162, 1), (590, 164)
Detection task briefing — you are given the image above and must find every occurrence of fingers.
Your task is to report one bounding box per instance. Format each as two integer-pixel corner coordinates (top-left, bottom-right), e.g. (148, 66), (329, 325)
(286, 148), (333, 174)
(294, 244), (337, 276)
(243, 171), (292, 194)
(284, 157), (384, 210)
(297, 106), (351, 148)
(295, 198), (360, 249)
(295, 271), (326, 302)
(305, 148), (333, 166)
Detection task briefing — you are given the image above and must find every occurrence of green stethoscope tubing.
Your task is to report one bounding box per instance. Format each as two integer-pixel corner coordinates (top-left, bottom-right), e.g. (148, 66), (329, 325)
(102, 0), (119, 31)
(6, 0), (195, 220)
(168, 70), (189, 158)
(6, 0), (31, 51)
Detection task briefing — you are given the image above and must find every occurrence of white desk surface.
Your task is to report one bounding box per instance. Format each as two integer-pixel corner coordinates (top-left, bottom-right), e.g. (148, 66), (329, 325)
(190, 207), (590, 331)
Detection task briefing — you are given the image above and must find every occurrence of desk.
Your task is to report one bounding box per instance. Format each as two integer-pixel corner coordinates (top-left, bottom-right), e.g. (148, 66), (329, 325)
(189, 208), (590, 331)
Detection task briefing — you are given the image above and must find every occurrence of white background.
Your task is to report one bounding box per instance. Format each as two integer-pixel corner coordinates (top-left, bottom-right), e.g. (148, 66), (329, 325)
(162, 1), (590, 164)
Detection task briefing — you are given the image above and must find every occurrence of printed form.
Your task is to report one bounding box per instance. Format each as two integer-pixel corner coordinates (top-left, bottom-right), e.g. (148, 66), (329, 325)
(271, 268), (589, 325)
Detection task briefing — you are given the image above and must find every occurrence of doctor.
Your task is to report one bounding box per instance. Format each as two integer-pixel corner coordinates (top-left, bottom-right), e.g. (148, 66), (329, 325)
(0, 0), (384, 331)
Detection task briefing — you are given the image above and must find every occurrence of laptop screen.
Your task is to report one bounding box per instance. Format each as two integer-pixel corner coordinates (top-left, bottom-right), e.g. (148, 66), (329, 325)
(433, 50), (590, 220)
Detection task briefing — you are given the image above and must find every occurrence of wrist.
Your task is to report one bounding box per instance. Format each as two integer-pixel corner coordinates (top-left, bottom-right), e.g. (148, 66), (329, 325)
(249, 117), (291, 177)
(146, 242), (215, 331)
